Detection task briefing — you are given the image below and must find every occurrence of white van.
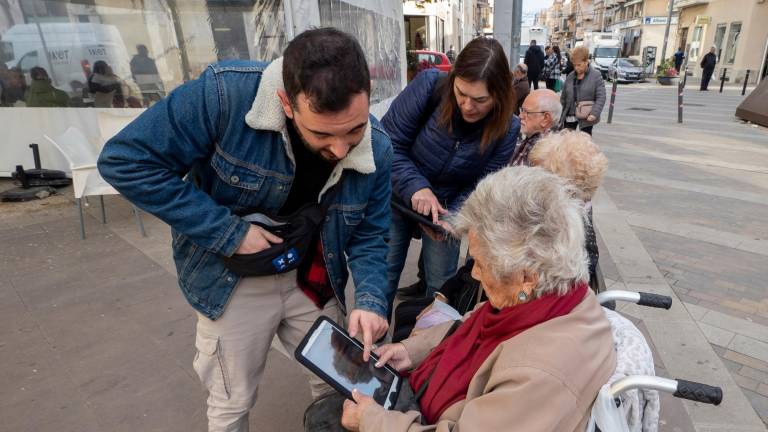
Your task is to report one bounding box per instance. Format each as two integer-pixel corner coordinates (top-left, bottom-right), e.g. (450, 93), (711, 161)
(2, 22), (135, 96)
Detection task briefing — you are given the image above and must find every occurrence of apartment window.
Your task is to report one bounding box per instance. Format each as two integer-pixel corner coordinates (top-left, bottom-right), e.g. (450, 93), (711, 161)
(713, 24), (727, 63)
(724, 22), (741, 65)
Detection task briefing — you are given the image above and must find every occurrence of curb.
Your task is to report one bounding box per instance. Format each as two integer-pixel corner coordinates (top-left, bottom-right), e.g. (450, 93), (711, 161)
(594, 188), (767, 432)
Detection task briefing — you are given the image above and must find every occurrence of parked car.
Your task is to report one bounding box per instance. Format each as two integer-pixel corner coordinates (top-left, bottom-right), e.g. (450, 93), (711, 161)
(607, 58), (644, 83)
(408, 50), (452, 73)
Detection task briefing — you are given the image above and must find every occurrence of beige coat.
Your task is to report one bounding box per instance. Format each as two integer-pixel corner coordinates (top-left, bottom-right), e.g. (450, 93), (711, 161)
(360, 291), (616, 432)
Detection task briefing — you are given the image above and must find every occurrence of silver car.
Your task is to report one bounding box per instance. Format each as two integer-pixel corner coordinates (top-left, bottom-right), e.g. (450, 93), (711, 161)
(607, 58), (644, 83)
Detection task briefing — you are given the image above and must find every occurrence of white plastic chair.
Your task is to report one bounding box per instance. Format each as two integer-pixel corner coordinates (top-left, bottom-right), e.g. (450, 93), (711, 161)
(43, 126), (146, 239)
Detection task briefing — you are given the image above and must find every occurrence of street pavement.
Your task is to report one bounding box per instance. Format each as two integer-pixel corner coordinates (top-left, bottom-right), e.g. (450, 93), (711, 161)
(593, 81), (768, 430)
(1, 80), (767, 431)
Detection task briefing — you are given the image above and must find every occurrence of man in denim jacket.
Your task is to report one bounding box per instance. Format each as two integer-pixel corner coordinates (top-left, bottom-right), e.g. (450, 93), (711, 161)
(98, 28), (392, 431)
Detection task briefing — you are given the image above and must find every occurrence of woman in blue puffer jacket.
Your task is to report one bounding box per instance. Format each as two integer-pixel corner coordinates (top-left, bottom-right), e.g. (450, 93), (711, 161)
(383, 37), (520, 303)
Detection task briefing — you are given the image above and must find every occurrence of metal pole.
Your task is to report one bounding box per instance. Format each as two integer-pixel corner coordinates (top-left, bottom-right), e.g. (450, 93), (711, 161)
(742, 70), (750, 95)
(659, 0), (675, 71)
(719, 68), (726, 93)
(511, 0), (523, 67)
(678, 76), (683, 123)
(607, 70), (618, 124)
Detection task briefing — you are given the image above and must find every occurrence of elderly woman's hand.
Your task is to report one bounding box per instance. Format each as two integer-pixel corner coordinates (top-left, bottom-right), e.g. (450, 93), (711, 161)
(341, 389), (377, 431)
(373, 343), (413, 371)
(587, 114), (597, 123)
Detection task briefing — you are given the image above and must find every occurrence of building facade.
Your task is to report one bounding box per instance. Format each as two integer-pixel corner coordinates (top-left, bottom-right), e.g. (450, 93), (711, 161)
(674, 0), (768, 84)
(403, 0), (477, 54)
(542, 0), (676, 70)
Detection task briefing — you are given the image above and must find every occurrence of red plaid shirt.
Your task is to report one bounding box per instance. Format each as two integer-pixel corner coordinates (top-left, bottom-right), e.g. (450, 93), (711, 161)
(297, 235), (335, 309)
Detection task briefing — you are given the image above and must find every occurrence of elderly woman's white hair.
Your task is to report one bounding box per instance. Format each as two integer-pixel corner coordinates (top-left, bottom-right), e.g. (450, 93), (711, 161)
(453, 166), (588, 297)
(528, 130), (608, 201)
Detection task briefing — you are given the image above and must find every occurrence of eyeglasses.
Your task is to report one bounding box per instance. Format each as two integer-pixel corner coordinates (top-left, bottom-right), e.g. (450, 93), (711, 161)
(520, 108), (548, 116)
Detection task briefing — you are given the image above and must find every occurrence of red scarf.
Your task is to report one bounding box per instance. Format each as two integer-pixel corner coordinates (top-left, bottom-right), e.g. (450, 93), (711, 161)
(409, 281), (589, 424)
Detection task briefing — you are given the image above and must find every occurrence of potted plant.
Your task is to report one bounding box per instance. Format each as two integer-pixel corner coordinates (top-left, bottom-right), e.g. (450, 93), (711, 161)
(656, 58), (679, 85)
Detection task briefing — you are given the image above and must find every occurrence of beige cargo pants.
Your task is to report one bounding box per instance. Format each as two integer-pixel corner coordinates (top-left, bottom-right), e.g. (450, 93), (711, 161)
(193, 270), (340, 432)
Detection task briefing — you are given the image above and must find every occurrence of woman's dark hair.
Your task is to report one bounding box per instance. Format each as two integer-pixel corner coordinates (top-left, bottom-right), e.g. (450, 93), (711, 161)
(93, 60), (109, 75)
(282, 27), (370, 113)
(30, 66), (49, 81)
(553, 45), (562, 65)
(437, 37), (514, 152)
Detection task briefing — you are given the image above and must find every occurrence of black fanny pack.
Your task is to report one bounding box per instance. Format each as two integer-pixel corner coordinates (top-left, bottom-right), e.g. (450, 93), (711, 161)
(221, 185), (339, 277)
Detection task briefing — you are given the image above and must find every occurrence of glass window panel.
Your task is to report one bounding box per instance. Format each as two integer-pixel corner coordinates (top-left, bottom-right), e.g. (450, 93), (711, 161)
(0, 0), (286, 108)
(724, 22), (741, 65)
(318, 0), (402, 104)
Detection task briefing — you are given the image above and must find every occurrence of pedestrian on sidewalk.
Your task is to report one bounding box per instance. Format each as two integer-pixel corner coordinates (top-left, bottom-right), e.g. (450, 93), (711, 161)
(544, 46), (562, 91)
(383, 37), (519, 305)
(98, 28), (392, 432)
(512, 63), (530, 115)
(510, 89), (561, 166)
(525, 40), (545, 90)
(674, 47), (685, 73)
(700, 46), (717, 91)
(560, 46), (606, 136)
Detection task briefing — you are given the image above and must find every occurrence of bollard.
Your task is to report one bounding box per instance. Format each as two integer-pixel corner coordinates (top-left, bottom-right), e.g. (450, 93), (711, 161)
(742, 70), (750, 96)
(678, 77), (684, 124)
(607, 71), (618, 124)
(682, 67), (688, 88)
(720, 68), (727, 93)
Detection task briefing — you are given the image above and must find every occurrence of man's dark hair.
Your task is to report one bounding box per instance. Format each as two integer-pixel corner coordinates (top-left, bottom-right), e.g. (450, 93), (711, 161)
(282, 27), (370, 113)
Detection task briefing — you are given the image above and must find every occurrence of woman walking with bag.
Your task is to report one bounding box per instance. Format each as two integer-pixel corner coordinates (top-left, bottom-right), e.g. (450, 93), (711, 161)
(560, 46), (605, 135)
(382, 37), (519, 305)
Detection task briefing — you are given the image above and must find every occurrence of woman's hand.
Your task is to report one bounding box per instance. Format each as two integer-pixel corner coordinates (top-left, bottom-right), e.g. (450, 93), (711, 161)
(587, 114), (597, 123)
(411, 188), (448, 224)
(341, 389), (378, 431)
(373, 343), (413, 371)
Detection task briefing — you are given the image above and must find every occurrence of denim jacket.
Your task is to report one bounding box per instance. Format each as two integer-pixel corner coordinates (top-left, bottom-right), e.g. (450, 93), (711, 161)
(97, 58), (393, 320)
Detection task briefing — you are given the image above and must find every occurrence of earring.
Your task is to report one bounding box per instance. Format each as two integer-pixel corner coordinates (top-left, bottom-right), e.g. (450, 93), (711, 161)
(517, 291), (528, 303)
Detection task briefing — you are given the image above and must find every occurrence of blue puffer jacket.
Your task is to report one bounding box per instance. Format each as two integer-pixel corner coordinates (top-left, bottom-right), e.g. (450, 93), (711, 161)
(382, 69), (519, 211)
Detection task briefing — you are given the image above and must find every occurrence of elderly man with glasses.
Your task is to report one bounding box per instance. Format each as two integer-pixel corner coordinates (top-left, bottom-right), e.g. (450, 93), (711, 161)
(509, 89), (562, 166)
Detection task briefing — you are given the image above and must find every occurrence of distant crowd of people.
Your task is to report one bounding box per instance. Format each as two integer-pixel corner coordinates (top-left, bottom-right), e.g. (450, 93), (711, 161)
(0, 44), (164, 108)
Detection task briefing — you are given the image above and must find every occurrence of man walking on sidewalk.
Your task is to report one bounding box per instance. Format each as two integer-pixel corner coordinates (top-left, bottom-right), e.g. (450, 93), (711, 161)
(98, 28), (392, 431)
(700, 46), (717, 91)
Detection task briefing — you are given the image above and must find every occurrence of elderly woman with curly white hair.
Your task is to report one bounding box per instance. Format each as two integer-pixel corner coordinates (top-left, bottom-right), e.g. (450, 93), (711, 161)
(340, 166), (616, 432)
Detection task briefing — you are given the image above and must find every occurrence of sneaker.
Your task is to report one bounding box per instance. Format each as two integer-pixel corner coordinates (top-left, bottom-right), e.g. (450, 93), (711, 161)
(398, 279), (426, 298)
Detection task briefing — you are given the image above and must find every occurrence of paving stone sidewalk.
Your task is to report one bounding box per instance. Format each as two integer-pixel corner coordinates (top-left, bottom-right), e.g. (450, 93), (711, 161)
(594, 83), (768, 428)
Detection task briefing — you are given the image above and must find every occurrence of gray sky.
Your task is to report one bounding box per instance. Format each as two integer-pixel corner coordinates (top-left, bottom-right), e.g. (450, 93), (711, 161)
(523, 0), (555, 24)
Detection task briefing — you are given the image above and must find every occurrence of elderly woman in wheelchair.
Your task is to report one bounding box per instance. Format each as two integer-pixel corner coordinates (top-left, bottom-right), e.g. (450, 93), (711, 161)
(338, 166), (617, 431)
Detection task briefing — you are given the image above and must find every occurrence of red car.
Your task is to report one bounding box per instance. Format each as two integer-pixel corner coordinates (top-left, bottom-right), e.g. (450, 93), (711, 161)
(409, 50), (452, 73)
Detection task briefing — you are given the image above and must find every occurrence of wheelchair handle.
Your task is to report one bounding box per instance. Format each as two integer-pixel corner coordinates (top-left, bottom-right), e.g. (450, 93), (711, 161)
(610, 376), (722, 406)
(674, 379), (723, 406)
(637, 292), (673, 309)
(597, 290), (672, 309)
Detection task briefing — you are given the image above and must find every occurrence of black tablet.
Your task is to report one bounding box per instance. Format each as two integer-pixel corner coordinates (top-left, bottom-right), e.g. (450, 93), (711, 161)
(295, 316), (403, 409)
(391, 199), (447, 233)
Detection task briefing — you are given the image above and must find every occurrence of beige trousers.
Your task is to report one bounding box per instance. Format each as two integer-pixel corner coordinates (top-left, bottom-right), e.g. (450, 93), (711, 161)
(193, 270), (340, 432)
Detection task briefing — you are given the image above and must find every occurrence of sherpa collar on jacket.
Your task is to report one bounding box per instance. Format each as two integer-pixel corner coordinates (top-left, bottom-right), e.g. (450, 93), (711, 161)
(244, 57), (377, 191)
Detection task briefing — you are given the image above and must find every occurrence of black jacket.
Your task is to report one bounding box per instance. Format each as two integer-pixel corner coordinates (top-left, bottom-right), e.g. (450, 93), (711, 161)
(700, 52), (717, 71)
(524, 46), (545, 75)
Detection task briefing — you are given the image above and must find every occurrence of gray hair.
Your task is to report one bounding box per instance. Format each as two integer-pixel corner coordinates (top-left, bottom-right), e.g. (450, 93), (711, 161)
(453, 166), (588, 297)
(515, 63), (528, 74)
(537, 90), (563, 125)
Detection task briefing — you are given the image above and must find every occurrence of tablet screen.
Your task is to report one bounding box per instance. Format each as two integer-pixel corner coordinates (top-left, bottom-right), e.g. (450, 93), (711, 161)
(301, 320), (398, 405)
